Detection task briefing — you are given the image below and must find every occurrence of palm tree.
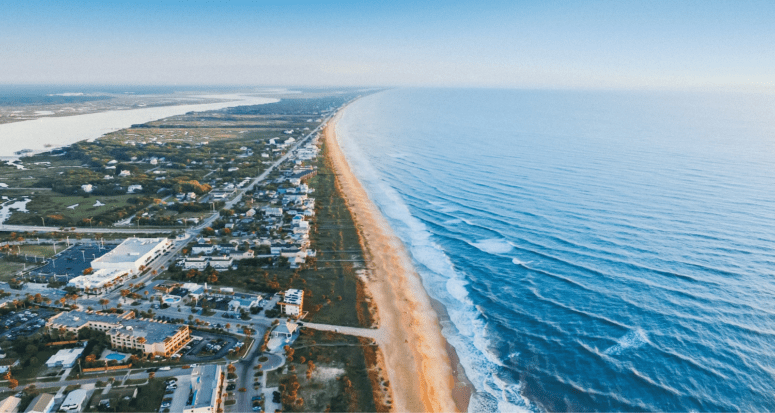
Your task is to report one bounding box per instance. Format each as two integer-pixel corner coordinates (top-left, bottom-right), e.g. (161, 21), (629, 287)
(99, 299), (109, 310)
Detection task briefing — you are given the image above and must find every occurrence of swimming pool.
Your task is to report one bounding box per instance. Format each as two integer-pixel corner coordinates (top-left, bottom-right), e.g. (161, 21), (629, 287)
(162, 295), (181, 304)
(106, 353), (127, 361)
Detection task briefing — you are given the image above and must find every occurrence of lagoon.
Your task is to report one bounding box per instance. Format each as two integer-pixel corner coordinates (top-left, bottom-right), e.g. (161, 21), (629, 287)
(0, 94), (277, 158)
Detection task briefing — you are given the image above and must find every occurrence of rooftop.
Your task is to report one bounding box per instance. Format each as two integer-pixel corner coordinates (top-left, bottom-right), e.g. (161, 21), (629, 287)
(107, 319), (186, 343)
(92, 238), (168, 264)
(189, 364), (221, 409)
(48, 311), (130, 328)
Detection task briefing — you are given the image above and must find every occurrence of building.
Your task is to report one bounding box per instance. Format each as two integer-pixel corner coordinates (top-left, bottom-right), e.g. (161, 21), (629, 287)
(47, 311), (134, 335)
(272, 321), (298, 339)
(0, 359), (19, 374)
(67, 238), (170, 291)
(107, 320), (190, 357)
(45, 347), (85, 368)
(127, 184), (143, 194)
(60, 389), (87, 412)
(191, 244), (215, 255)
(183, 365), (224, 413)
(91, 237), (172, 272)
(181, 256), (232, 272)
(80, 184), (93, 193)
(280, 288), (304, 316)
(228, 295), (262, 312)
(0, 396), (20, 413)
(118, 170), (131, 177)
(24, 393), (55, 413)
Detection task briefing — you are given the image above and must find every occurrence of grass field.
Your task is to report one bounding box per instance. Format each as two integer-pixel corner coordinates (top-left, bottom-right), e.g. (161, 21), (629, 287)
(0, 261), (25, 280)
(15, 244), (57, 257)
(6, 193), (139, 226)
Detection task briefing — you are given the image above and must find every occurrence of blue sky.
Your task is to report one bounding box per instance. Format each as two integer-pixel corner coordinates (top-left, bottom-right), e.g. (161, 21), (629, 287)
(1, 0), (773, 89)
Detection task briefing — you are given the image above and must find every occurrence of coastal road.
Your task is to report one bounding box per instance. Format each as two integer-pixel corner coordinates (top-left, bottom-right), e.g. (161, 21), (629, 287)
(0, 224), (171, 234)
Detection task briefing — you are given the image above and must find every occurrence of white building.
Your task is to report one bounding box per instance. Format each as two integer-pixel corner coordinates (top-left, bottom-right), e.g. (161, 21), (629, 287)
(127, 185), (143, 193)
(183, 365), (224, 413)
(45, 347), (85, 368)
(91, 238), (171, 272)
(60, 389), (87, 412)
(81, 184), (93, 193)
(69, 238), (172, 291)
(118, 170), (131, 177)
(0, 396), (21, 413)
(280, 288), (304, 316)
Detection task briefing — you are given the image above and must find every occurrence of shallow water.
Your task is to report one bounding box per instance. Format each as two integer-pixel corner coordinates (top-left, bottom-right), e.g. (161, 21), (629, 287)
(337, 89), (775, 412)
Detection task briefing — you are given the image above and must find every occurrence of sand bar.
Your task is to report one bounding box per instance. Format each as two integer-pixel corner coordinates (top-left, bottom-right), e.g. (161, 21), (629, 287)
(324, 109), (459, 412)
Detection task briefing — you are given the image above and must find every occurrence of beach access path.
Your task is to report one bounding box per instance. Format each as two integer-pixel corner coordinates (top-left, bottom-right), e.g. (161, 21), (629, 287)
(324, 109), (459, 412)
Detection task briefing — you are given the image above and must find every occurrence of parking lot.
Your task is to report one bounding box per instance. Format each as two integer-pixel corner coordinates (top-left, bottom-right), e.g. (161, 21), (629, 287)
(29, 244), (116, 281)
(179, 332), (239, 362)
(0, 308), (55, 340)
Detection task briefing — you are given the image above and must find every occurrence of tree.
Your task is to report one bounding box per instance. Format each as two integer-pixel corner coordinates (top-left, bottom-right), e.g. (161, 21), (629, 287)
(4, 372), (18, 390)
(227, 364), (237, 374)
(149, 371), (156, 380)
(99, 298), (109, 310)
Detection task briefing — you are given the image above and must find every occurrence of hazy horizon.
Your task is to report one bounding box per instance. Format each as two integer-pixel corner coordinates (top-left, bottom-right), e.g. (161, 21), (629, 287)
(3, 0), (774, 91)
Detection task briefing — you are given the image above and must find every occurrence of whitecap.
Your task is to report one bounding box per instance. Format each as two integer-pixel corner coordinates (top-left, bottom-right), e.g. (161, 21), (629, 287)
(604, 328), (649, 356)
(473, 238), (514, 254)
(444, 218), (463, 224)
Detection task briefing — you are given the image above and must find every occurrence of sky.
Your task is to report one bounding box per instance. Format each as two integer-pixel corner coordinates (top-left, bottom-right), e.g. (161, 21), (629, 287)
(1, 0), (774, 90)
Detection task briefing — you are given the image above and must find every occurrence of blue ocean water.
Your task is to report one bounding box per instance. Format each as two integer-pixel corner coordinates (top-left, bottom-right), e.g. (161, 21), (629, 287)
(336, 89), (775, 412)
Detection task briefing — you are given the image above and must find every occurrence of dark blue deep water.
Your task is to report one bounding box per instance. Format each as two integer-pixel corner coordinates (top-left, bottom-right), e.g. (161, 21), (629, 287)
(336, 89), (775, 412)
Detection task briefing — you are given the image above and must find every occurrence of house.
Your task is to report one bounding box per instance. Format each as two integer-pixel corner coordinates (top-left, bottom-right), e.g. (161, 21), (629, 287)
(227, 167), (239, 172)
(0, 359), (19, 374)
(81, 184), (93, 193)
(127, 184), (143, 194)
(24, 393), (55, 413)
(245, 208), (256, 217)
(208, 256), (233, 271)
(150, 157), (158, 165)
(60, 389), (88, 412)
(0, 396), (21, 413)
(228, 296), (262, 312)
(264, 207), (283, 217)
(45, 347), (85, 368)
(272, 321), (299, 339)
(191, 244), (215, 255)
(118, 170), (131, 177)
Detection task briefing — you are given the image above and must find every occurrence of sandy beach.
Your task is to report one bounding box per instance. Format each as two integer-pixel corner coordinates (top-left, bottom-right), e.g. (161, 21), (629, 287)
(324, 109), (462, 412)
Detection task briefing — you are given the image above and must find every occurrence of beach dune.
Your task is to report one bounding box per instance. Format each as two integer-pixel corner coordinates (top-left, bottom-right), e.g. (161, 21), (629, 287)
(324, 110), (459, 412)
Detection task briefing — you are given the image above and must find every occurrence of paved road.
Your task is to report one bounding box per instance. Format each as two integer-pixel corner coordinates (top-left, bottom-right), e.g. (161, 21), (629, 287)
(0, 224), (171, 234)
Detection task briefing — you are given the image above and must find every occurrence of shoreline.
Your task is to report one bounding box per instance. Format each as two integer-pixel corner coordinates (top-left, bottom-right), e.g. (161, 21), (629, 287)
(323, 106), (469, 412)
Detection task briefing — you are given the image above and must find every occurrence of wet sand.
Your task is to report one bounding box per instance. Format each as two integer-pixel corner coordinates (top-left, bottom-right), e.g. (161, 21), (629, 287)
(324, 108), (464, 412)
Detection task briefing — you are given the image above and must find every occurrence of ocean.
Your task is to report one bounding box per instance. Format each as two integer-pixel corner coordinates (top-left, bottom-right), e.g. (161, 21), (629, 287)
(336, 89), (775, 412)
